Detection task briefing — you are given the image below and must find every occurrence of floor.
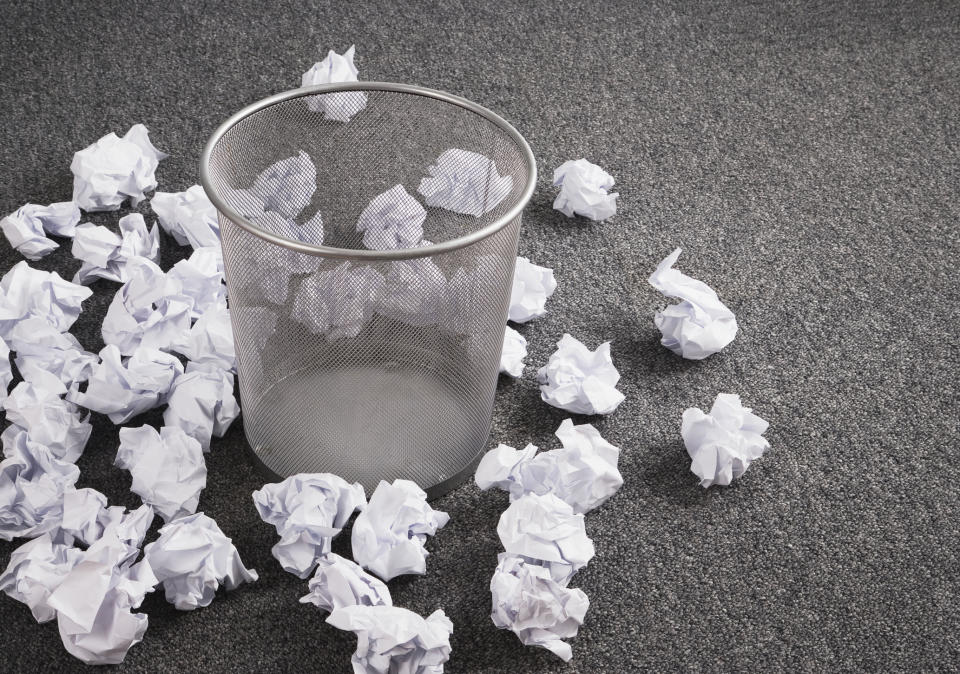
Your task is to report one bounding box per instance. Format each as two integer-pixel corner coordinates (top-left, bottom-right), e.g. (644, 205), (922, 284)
(0, 0), (958, 671)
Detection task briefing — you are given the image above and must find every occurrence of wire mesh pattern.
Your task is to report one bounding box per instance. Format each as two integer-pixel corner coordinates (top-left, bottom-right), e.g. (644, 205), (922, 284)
(203, 85), (533, 496)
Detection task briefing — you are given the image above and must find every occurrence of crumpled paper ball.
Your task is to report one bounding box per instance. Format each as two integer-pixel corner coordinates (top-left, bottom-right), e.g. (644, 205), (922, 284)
(681, 393), (770, 487)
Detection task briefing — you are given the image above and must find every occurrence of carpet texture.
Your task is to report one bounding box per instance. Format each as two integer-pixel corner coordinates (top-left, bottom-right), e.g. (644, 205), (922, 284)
(1, 0), (958, 671)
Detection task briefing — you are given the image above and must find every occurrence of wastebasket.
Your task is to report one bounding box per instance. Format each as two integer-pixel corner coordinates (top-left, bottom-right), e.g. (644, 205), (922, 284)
(200, 82), (536, 497)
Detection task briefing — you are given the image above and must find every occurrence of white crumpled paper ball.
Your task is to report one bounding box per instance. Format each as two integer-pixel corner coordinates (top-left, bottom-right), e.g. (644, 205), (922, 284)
(552, 158), (618, 221)
(681, 393), (770, 487)
(537, 333), (625, 415)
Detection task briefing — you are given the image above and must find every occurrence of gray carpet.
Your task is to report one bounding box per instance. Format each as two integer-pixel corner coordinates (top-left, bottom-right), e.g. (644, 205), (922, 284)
(1, 0), (959, 671)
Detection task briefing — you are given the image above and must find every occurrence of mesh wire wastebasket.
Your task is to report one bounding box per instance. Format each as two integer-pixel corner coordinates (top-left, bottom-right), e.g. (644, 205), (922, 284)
(200, 82), (536, 497)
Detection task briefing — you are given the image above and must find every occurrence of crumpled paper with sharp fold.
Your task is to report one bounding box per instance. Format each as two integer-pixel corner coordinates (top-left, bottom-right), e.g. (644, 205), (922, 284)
(251, 151), (317, 220)
(7, 317), (98, 390)
(46, 518), (159, 665)
(0, 337), (12, 406)
(252, 473), (366, 579)
(490, 552), (590, 662)
(418, 148), (513, 217)
(299, 552), (392, 613)
(0, 496), (153, 638)
(162, 363), (240, 451)
(166, 246), (227, 320)
(682, 393), (770, 487)
(0, 262), (93, 339)
(34, 203), (80, 238)
(356, 184), (426, 250)
(326, 605), (453, 674)
(541, 419), (622, 513)
(537, 333), (625, 415)
(496, 492), (595, 586)
(0, 532), (84, 622)
(648, 248), (738, 360)
(58, 489), (154, 548)
(301, 45), (368, 122)
(499, 325), (528, 377)
(474, 442), (539, 496)
(0, 432), (79, 541)
(509, 257), (557, 324)
(151, 185), (220, 249)
(143, 512), (258, 610)
(71, 123), (167, 211)
(292, 262), (385, 340)
(1, 202), (80, 260)
(475, 419), (623, 515)
(66, 344), (183, 424)
(72, 214), (160, 285)
(552, 159), (618, 221)
(101, 258), (193, 356)
(3, 383), (92, 462)
(57, 489), (112, 546)
(115, 425), (207, 523)
(351, 479), (449, 582)
(173, 305), (236, 372)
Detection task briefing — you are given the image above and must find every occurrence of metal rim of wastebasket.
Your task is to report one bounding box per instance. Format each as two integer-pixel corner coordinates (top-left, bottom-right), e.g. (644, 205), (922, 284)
(199, 81), (537, 261)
